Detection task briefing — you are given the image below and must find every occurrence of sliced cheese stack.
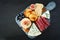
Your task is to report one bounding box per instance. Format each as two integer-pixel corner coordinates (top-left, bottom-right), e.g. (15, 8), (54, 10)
(28, 23), (41, 36)
(35, 3), (44, 17)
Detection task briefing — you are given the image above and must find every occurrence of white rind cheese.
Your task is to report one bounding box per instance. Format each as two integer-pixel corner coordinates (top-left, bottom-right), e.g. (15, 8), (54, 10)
(28, 23), (41, 36)
(41, 10), (50, 19)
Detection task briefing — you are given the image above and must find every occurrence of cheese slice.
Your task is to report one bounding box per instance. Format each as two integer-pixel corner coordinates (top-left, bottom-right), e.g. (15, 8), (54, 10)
(35, 3), (44, 17)
(41, 10), (50, 19)
(28, 23), (41, 36)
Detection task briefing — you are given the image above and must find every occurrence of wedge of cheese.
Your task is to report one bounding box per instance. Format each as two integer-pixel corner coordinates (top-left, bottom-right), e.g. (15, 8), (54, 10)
(41, 10), (50, 19)
(28, 23), (41, 36)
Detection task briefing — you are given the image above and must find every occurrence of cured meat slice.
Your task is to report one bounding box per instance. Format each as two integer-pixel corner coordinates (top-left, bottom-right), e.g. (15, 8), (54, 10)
(38, 17), (45, 31)
(36, 17), (44, 31)
(35, 17), (50, 31)
(41, 17), (50, 26)
(40, 17), (48, 29)
(39, 17), (47, 30)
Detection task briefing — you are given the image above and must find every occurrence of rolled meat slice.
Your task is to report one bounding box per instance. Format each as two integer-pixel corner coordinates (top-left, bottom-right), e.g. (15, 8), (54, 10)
(41, 17), (50, 26)
(41, 17), (48, 29)
(36, 17), (44, 31)
(35, 17), (50, 31)
(38, 17), (45, 31)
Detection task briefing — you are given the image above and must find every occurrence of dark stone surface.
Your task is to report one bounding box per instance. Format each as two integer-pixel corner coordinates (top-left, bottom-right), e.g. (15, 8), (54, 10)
(0, 0), (60, 40)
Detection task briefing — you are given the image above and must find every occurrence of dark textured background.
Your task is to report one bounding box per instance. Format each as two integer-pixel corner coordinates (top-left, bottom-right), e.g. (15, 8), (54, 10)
(0, 0), (60, 40)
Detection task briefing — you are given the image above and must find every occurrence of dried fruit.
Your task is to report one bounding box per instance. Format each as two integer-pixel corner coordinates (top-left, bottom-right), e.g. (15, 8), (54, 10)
(29, 14), (38, 21)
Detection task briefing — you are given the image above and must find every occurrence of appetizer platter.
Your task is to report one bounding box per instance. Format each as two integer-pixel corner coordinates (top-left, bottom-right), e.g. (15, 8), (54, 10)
(15, 2), (56, 39)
